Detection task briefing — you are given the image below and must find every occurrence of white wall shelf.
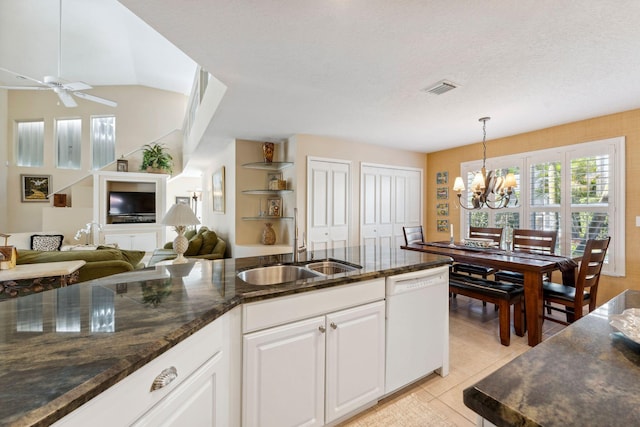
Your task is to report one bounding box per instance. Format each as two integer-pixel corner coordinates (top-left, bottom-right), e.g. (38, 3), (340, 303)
(241, 162), (293, 171)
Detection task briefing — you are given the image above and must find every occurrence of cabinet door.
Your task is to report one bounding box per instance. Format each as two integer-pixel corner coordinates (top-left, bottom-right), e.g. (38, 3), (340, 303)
(243, 316), (326, 427)
(133, 350), (225, 427)
(325, 301), (386, 423)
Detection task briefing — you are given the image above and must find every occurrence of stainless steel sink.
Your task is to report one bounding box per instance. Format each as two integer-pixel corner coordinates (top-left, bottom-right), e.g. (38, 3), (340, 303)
(237, 265), (323, 286)
(304, 260), (362, 275)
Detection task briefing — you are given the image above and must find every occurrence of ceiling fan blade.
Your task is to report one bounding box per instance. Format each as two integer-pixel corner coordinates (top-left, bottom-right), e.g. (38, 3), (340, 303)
(62, 81), (92, 91)
(0, 66), (47, 86)
(55, 89), (78, 107)
(73, 91), (117, 107)
(0, 85), (50, 90)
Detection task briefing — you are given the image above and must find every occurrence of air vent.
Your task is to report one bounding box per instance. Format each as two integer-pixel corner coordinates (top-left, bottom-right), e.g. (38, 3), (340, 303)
(423, 80), (458, 95)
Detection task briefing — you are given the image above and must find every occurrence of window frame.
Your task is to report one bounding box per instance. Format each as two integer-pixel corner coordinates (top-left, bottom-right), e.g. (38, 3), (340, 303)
(15, 119), (45, 167)
(458, 136), (625, 276)
(55, 117), (82, 170)
(90, 115), (116, 170)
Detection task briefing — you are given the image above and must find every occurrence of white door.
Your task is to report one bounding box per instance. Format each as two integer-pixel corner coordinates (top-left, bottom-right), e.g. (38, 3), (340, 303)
(243, 316), (326, 427)
(325, 301), (386, 423)
(361, 165), (422, 249)
(133, 351), (225, 427)
(307, 158), (350, 253)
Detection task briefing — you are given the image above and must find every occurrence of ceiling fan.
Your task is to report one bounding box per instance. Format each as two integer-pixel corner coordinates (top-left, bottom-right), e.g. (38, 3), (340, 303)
(0, 0), (117, 108)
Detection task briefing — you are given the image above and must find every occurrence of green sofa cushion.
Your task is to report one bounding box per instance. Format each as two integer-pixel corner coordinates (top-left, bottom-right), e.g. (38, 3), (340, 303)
(184, 236), (203, 256)
(198, 230), (218, 255)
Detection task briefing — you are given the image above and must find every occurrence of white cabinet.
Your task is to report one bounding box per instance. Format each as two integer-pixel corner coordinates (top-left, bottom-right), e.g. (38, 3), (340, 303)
(102, 230), (158, 251)
(54, 307), (241, 427)
(242, 281), (386, 427)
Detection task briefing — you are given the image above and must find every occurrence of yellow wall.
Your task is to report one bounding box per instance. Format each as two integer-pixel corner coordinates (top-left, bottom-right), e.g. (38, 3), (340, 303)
(426, 108), (640, 303)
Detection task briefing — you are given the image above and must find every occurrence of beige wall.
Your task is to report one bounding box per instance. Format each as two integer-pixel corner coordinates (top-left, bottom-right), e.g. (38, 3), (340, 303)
(0, 89), (7, 231)
(426, 108), (640, 304)
(4, 86), (187, 235)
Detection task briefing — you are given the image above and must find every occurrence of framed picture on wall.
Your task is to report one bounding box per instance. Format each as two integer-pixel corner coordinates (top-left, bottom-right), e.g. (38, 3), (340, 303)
(175, 196), (190, 205)
(436, 203), (449, 216)
(436, 171), (448, 185)
(436, 187), (448, 200)
(21, 175), (52, 202)
(437, 219), (449, 232)
(212, 167), (225, 214)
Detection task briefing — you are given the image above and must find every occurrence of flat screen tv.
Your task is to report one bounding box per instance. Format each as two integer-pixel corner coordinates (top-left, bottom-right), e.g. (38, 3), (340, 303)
(108, 191), (156, 219)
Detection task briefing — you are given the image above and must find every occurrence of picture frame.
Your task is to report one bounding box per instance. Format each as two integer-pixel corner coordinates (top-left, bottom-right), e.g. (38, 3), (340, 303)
(267, 197), (282, 217)
(267, 172), (283, 188)
(436, 186), (449, 200)
(212, 167), (225, 214)
(21, 174), (52, 202)
(175, 196), (190, 205)
(117, 159), (129, 172)
(436, 203), (449, 216)
(436, 171), (448, 185)
(437, 219), (449, 232)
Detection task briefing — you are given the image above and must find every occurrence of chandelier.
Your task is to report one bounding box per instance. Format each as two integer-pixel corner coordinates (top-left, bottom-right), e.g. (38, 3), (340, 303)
(452, 117), (517, 210)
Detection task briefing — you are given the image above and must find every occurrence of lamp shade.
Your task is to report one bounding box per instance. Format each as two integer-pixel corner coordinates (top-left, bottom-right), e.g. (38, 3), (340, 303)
(453, 176), (466, 192)
(161, 203), (201, 227)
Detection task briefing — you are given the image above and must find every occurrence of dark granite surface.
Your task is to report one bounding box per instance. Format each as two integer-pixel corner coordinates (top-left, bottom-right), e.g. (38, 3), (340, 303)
(0, 247), (450, 427)
(464, 289), (640, 427)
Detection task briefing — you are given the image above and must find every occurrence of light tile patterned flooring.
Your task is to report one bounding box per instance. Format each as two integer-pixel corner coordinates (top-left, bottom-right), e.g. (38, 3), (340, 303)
(339, 295), (567, 427)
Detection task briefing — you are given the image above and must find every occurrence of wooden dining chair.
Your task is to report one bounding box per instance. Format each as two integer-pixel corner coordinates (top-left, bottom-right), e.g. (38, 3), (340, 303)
(452, 227), (504, 278)
(543, 237), (610, 325)
(494, 229), (558, 285)
(402, 225), (424, 245)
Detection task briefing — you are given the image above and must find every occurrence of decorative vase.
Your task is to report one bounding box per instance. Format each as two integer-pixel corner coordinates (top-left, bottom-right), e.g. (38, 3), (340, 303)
(262, 142), (274, 163)
(261, 223), (276, 245)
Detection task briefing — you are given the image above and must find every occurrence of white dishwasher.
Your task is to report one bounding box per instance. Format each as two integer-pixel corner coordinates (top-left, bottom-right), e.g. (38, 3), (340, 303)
(385, 265), (449, 395)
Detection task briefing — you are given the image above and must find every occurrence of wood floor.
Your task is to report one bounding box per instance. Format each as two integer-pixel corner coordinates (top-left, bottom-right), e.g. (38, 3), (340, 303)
(339, 295), (567, 426)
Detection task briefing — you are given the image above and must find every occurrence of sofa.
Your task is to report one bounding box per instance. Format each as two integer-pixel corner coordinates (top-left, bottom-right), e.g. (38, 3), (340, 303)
(16, 247), (146, 283)
(147, 226), (226, 266)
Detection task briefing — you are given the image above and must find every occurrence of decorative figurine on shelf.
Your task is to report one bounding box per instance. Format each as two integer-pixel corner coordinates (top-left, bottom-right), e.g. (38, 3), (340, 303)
(261, 223), (276, 245)
(262, 142), (274, 163)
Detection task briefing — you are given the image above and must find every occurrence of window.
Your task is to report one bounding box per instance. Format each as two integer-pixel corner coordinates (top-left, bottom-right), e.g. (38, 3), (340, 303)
(16, 120), (44, 167)
(56, 118), (82, 169)
(91, 116), (116, 170)
(459, 137), (624, 276)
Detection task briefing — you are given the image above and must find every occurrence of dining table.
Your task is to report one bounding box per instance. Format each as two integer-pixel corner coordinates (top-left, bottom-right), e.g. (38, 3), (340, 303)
(401, 241), (578, 346)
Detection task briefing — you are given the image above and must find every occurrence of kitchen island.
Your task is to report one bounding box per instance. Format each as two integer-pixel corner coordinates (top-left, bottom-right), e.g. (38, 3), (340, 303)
(464, 289), (640, 427)
(0, 247), (450, 426)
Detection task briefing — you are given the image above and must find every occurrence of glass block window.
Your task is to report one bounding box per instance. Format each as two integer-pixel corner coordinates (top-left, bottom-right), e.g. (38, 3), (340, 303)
(16, 120), (44, 167)
(91, 116), (116, 170)
(56, 118), (82, 169)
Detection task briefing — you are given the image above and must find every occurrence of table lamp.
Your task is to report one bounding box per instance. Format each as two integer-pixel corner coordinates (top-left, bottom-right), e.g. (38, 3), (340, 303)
(161, 203), (201, 263)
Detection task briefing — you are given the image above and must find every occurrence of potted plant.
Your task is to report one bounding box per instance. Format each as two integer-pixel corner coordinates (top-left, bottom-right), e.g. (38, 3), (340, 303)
(140, 143), (173, 174)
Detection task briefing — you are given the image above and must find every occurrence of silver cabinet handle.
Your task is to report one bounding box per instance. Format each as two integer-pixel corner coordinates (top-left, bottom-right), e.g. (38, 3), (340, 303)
(318, 325), (326, 333)
(150, 366), (178, 392)
(330, 322), (338, 330)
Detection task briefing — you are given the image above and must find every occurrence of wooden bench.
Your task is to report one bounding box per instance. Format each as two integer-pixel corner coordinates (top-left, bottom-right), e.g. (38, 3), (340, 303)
(449, 272), (526, 346)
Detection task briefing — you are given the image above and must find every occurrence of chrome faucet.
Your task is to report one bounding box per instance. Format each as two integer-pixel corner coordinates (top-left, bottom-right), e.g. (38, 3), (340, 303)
(293, 208), (306, 262)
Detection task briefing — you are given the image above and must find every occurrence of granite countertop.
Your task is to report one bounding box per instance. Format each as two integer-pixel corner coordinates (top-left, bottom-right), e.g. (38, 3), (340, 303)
(0, 246), (450, 427)
(464, 289), (640, 427)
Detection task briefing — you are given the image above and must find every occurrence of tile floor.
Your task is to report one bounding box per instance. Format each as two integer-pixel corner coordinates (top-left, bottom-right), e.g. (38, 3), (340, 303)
(339, 295), (567, 427)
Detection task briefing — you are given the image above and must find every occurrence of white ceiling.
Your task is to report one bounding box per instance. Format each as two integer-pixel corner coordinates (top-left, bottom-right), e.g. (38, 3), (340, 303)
(5, 1), (640, 154)
(0, 0), (196, 95)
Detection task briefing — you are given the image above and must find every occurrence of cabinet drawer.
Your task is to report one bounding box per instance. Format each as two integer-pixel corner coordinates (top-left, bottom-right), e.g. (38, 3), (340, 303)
(242, 278), (385, 333)
(55, 308), (235, 427)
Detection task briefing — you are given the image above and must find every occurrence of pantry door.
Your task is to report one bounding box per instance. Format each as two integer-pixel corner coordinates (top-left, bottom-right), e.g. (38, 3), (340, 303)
(361, 164), (422, 251)
(307, 158), (351, 254)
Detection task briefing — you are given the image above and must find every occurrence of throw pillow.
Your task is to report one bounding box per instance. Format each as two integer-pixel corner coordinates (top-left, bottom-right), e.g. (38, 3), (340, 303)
(198, 231), (218, 255)
(184, 236), (203, 256)
(31, 234), (64, 251)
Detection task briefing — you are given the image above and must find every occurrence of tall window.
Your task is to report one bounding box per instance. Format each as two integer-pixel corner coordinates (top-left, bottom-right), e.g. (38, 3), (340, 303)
(56, 118), (82, 169)
(91, 116), (116, 170)
(16, 120), (44, 167)
(459, 137), (624, 276)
